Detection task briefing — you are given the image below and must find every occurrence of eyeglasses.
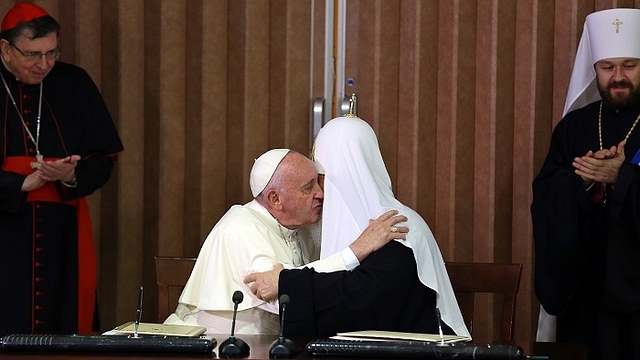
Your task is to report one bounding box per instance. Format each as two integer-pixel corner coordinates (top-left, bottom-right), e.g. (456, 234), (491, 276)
(9, 42), (60, 62)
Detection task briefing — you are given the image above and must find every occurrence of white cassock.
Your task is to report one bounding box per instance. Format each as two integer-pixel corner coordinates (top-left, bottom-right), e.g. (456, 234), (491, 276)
(164, 199), (357, 335)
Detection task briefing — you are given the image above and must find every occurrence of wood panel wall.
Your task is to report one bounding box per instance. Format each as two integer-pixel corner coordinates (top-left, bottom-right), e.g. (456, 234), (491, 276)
(2, 0), (638, 351)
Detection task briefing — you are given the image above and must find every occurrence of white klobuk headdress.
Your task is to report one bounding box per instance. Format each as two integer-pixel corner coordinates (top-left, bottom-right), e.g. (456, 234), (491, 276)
(564, 8), (640, 115)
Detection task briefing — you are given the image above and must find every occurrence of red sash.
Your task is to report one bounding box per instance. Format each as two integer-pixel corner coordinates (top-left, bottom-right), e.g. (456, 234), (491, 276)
(3, 156), (96, 334)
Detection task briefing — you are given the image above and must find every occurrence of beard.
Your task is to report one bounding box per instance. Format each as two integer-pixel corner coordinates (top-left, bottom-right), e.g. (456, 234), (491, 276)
(598, 79), (640, 109)
(296, 220), (323, 262)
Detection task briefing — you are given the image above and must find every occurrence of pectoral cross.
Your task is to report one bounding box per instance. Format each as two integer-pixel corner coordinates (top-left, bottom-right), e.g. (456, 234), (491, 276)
(613, 18), (623, 33)
(30, 153), (43, 168)
(287, 232), (303, 267)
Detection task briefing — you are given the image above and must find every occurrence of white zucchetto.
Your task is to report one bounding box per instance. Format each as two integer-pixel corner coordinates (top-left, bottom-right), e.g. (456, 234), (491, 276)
(249, 149), (290, 197)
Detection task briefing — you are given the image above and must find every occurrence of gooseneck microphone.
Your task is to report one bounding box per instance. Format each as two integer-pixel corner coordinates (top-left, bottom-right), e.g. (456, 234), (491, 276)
(268, 294), (300, 359)
(219, 290), (250, 358)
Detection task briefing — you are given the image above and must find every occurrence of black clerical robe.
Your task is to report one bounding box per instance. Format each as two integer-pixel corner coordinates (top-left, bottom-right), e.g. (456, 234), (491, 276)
(278, 240), (453, 337)
(532, 101), (640, 351)
(0, 61), (123, 335)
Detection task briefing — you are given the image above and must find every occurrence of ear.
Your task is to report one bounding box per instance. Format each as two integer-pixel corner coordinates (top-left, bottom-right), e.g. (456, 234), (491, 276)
(265, 189), (284, 211)
(0, 39), (11, 63)
(0, 40), (10, 60)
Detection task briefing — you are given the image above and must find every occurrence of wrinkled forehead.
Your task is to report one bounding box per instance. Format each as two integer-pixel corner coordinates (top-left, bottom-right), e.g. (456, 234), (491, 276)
(282, 152), (317, 177)
(277, 153), (318, 190)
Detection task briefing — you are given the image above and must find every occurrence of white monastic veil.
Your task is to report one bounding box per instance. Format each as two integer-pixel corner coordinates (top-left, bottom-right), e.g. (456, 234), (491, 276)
(539, 8), (640, 342)
(313, 116), (470, 337)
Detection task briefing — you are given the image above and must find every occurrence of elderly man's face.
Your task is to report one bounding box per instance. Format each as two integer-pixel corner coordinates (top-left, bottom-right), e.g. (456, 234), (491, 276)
(596, 57), (640, 108)
(1, 32), (58, 85)
(276, 153), (324, 228)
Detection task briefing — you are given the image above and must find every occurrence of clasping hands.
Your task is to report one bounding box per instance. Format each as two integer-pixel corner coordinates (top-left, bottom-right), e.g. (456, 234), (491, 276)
(37, 155), (80, 183)
(573, 140), (626, 185)
(22, 155), (80, 192)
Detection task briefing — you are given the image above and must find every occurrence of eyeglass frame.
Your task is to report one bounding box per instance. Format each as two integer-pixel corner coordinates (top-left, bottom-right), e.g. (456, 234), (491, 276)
(7, 41), (60, 62)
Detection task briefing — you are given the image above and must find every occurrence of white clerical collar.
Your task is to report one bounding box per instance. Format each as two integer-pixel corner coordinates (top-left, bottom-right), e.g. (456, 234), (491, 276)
(278, 224), (297, 238)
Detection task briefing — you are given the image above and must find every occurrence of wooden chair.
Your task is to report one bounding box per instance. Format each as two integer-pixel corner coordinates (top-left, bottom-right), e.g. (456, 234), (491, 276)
(154, 256), (197, 322)
(445, 262), (523, 344)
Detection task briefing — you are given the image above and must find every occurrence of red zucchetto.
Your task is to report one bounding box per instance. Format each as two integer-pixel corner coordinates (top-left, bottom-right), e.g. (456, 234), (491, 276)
(1, 2), (49, 31)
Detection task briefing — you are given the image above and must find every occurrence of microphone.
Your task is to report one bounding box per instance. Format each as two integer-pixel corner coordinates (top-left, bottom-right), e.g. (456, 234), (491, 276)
(268, 294), (300, 359)
(219, 290), (250, 358)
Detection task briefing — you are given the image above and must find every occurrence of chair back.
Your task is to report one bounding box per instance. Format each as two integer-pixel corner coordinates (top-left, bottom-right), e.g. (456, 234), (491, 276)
(154, 256), (197, 322)
(445, 262), (522, 344)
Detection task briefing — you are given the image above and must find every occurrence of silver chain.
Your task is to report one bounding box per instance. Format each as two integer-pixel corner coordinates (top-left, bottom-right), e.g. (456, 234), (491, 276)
(0, 71), (43, 159)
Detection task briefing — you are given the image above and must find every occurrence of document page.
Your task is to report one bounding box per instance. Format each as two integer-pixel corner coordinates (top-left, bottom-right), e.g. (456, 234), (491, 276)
(333, 330), (471, 344)
(105, 322), (207, 337)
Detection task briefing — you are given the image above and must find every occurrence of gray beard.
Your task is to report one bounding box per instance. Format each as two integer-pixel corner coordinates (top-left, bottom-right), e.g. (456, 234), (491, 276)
(296, 220), (323, 262)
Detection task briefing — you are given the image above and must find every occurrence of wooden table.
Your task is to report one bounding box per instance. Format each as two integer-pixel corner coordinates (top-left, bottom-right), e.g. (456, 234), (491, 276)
(5, 334), (294, 359)
(1, 334), (582, 359)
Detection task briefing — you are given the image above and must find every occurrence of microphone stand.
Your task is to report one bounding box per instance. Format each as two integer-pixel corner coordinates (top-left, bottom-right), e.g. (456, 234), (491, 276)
(269, 294), (300, 359)
(219, 291), (250, 358)
(129, 286), (144, 339)
(435, 308), (448, 346)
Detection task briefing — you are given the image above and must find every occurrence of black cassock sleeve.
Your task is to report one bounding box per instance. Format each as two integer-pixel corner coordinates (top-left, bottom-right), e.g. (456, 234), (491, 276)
(46, 62), (123, 200)
(531, 104), (607, 316)
(279, 241), (444, 336)
(531, 124), (596, 315)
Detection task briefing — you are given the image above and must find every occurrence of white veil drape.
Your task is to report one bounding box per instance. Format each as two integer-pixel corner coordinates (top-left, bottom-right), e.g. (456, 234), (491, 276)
(314, 116), (470, 337)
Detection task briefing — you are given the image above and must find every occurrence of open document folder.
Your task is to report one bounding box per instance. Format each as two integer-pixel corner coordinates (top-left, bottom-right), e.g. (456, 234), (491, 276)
(332, 330), (471, 344)
(104, 321), (207, 337)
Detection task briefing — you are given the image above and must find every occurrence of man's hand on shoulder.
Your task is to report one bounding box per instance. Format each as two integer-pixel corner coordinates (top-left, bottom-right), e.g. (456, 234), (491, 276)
(243, 263), (284, 302)
(349, 210), (409, 262)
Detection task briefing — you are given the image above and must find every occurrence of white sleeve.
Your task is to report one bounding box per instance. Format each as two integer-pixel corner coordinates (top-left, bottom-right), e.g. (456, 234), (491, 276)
(283, 247), (360, 272)
(339, 247), (360, 270)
